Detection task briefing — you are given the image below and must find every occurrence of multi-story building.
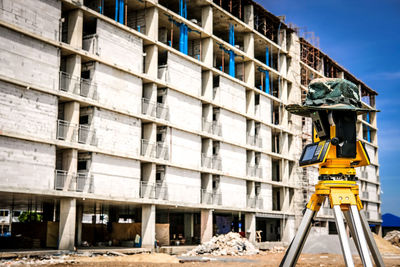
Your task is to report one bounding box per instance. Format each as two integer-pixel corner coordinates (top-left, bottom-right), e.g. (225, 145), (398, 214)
(0, 0), (380, 250)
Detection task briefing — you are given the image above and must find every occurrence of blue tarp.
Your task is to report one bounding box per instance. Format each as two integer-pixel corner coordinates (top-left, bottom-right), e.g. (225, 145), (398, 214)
(382, 213), (400, 227)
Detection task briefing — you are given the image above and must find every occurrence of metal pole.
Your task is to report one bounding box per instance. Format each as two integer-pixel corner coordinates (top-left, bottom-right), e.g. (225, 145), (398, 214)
(349, 205), (373, 267)
(359, 210), (385, 267)
(279, 208), (316, 267)
(333, 205), (355, 267)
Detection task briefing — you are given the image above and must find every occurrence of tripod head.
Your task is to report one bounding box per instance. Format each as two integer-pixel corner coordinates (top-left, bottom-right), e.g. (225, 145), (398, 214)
(286, 78), (377, 181)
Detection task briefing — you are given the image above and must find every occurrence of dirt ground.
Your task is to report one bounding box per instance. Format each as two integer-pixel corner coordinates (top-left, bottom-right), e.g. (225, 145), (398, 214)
(41, 251), (400, 267)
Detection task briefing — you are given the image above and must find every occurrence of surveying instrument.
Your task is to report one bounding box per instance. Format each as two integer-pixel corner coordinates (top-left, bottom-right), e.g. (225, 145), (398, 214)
(280, 79), (383, 267)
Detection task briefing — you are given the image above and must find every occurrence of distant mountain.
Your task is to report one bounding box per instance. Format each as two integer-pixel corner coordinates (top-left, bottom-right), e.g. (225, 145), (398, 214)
(382, 213), (400, 227)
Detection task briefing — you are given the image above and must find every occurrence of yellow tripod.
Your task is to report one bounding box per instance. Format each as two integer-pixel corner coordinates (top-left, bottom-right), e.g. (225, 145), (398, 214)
(279, 141), (385, 267)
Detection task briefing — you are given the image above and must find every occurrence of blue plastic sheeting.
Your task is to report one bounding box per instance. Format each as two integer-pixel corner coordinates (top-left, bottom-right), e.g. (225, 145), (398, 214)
(178, 0), (188, 54)
(366, 112), (371, 142)
(382, 213), (400, 227)
(115, 0), (124, 24)
(228, 24), (235, 77)
(265, 47), (270, 94)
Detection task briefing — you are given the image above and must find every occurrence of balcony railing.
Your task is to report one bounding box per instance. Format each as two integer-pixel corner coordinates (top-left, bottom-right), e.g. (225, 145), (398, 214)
(59, 72), (97, 99)
(247, 164), (262, 178)
(212, 155), (222, 171)
(56, 119), (75, 141)
(156, 102), (169, 120)
(156, 142), (169, 160)
(212, 121), (222, 136)
(141, 98), (169, 120)
(212, 191), (222, 205)
(82, 34), (99, 55)
(201, 189), (213, 204)
(202, 118), (213, 134)
(201, 153), (212, 168)
(247, 196), (256, 208)
(140, 181), (168, 200)
(141, 139), (156, 157)
(247, 134), (263, 148)
(78, 124), (97, 145)
(54, 170), (93, 193)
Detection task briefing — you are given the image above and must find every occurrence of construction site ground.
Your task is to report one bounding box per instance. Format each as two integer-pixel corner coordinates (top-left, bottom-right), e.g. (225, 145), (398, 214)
(2, 234), (400, 266)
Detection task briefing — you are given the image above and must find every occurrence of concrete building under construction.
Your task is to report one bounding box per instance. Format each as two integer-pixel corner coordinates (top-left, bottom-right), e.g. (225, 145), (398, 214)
(0, 0), (381, 250)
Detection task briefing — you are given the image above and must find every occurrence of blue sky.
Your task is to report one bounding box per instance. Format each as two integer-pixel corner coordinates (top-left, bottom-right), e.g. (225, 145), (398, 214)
(258, 0), (400, 216)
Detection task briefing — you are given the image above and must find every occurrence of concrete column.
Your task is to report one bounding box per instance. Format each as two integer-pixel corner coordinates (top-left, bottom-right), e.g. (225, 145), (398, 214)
(67, 10), (83, 48)
(201, 70), (213, 99)
(66, 55), (82, 92)
(141, 204), (155, 248)
(62, 149), (77, 191)
(142, 123), (157, 142)
(63, 101), (80, 142)
(245, 213), (256, 243)
(201, 5), (213, 35)
(184, 213), (194, 244)
(145, 7), (158, 40)
(201, 173), (212, 192)
(246, 90), (255, 116)
(201, 138), (212, 156)
(59, 198), (76, 250)
(144, 45), (158, 77)
(337, 71), (345, 79)
(201, 38), (213, 67)
(200, 209), (213, 243)
(243, 33), (254, 58)
(75, 204), (83, 246)
(244, 61), (255, 87)
(279, 53), (287, 77)
(279, 29), (287, 51)
(244, 5), (254, 29)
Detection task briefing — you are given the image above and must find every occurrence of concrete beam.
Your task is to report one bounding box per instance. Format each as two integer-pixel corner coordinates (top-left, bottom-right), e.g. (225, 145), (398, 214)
(200, 209), (213, 243)
(59, 198), (76, 250)
(141, 204), (155, 248)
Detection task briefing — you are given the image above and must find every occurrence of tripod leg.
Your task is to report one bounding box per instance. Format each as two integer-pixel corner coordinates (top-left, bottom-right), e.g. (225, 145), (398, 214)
(333, 205), (355, 267)
(359, 209), (385, 267)
(279, 208), (316, 267)
(348, 205), (373, 267)
(343, 210), (362, 257)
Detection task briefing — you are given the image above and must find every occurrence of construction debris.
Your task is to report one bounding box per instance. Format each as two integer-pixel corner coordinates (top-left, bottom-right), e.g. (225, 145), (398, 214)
(384, 230), (400, 248)
(183, 232), (259, 256)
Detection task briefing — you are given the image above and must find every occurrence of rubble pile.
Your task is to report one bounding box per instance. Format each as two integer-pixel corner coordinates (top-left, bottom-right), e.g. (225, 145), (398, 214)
(184, 232), (259, 256)
(1, 255), (75, 266)
(384, 230), (400, 248)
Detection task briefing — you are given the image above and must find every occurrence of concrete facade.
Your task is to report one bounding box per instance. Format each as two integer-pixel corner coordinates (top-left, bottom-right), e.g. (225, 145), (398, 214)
(0, 0), (381, 249)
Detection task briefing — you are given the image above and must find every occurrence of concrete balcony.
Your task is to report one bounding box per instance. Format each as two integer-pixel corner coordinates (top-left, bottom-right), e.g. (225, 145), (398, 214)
(54, 170), (93, 193)
(212, 121), (222, 136)
(212, 155), (222, 171)
(156, 142), (169, 160)
(59, 71), (97, 99)
(362, 191), (369, 199)
(201, 153), (212, 168)
(202, 118), (213, 134)
(82, 34), (99, 55)
(141, 139), (156, 157)
(57, 120), (97, 145)
(140, 181), (168, 200)
(246, 134), (262, 148)
(246, 196), (264, 209)
(201, 190), (222, 205)
(246, 164), (262, 178)
(56, 119), (76, 141)
(141, 98), (169, 120)
(78, 124), (97, 145)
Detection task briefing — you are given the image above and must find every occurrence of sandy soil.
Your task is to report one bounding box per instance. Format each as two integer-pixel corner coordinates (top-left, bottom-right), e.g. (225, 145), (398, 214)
(40, 251), (400, 267)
